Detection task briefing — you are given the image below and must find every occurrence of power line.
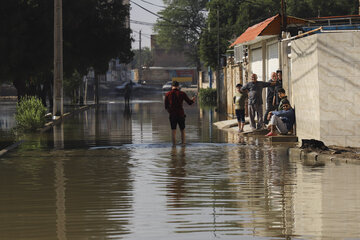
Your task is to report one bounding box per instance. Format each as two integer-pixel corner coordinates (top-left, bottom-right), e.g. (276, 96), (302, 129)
(130, 0), (189, 28)
(130, 19), (182, 28)
(132, 30), (152, 37)
(130, 19), (154, 26)
(138, 0), (166, 9)
(130, 0), (162, 19)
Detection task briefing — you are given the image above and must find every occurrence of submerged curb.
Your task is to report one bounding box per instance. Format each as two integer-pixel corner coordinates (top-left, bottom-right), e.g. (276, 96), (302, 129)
(0, 104), (95, 157)
(40, 104), (95, 132)
(288, 147), (360, 165)
(0, 140), (24, 157)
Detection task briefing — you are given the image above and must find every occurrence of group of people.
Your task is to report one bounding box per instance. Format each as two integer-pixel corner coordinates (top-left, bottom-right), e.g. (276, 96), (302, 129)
(164, 70), (295, 145)
(233, 70), (295, 136)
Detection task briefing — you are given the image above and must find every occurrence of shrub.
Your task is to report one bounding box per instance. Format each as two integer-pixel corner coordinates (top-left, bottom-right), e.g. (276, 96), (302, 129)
(15, 96), (47, 131)
(199, 88), (217, 105)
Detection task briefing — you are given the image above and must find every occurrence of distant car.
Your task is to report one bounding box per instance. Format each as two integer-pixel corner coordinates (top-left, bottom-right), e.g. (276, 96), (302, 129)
(162, 81), (182, 92)
(162, 81), (173, 92)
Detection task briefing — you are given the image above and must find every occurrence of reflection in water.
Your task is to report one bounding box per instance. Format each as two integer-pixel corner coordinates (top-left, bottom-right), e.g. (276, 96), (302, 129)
(1, 96), (360, 239)
(54, 124), (67, 240)
(55, 156), (66, 240)
(167, 146), (187, 207)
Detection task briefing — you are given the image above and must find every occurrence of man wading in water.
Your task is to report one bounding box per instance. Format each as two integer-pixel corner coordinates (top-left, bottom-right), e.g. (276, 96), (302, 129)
(165, 81), (196, 145)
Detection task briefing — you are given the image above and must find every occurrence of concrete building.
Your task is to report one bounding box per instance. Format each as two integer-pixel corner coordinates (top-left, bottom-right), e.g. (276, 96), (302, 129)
(135, 35), (197, 86)
(226, 14), (360, 148)
(291, 31), (360, 147)
(106, 58), (130, 82)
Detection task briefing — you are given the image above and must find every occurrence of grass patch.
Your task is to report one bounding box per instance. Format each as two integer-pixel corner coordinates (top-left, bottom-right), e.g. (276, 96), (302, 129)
(15, 96), (47, 131)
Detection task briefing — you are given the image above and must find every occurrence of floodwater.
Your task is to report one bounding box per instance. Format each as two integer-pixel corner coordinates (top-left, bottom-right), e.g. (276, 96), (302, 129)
(1, 93), (360, 240)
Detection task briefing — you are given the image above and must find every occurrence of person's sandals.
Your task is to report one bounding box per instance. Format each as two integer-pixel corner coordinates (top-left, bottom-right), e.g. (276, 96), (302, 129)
(265, 132), (277, 137)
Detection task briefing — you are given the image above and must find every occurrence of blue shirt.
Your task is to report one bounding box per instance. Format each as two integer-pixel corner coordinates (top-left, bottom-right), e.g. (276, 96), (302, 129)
(272, 108), (295, 131)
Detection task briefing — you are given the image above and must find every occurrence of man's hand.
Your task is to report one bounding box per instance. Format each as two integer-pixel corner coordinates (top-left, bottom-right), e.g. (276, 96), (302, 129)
(267, 111), (272, 121)
(192, 96), (196, 102)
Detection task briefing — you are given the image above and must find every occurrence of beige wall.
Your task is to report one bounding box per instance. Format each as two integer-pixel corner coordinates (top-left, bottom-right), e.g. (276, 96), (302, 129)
(291, 32), (360, 147)
(291, 35), (321, 140)
(224, 59), (242, 116)
(141, 69), (169, 85)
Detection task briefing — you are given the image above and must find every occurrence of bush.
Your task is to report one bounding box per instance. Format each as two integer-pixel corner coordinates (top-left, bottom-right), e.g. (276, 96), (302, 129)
(15, 96), (47, 131)
(199, 88), (217, 105)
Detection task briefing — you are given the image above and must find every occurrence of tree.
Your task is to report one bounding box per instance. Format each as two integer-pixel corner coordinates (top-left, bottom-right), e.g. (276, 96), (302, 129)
(287, 0), (359, 18)
(200, 0), (280, 69)
(0, 0), (133, 101)
(131, 47), (153, 69)
(154, 0), (208, 69)
(199, 0), (359, 69)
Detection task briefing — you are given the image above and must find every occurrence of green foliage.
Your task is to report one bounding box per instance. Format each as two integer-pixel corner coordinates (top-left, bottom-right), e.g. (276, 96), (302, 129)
(287, 0), (359, 18)
(131, 47), (153, 69)
(199, 88), (217, 105)
(15, 96), (47, 131)
(0, 0), (133, 97)
(64, 70), (82, 103)
(154, 0), (208, 69)
(200, 0), (359, 69)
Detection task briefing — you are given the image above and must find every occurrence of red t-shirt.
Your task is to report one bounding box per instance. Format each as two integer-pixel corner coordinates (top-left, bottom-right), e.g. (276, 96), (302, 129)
(165, 89), (194, 117)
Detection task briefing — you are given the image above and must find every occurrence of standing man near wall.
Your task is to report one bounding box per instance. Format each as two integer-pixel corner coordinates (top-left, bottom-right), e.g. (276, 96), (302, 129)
(264, 70), (282, 124)
(165, 81), (196, 145)
(275, 69), (283, 105)
(241, 73), (275, 130)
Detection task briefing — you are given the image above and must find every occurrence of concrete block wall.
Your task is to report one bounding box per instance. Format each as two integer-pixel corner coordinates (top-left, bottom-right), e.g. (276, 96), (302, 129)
(291, 34), (321, 141)
(291, 32), (360, 147)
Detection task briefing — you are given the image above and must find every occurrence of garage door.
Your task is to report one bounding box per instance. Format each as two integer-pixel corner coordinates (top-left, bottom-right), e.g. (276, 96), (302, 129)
(250, 48), (263, 81)
(266, 42), (279, 81)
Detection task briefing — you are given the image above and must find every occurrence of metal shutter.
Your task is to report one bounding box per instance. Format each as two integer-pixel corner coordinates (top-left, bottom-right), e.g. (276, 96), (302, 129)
(250, 48), (263, 81)
(266, 42), (279, 81)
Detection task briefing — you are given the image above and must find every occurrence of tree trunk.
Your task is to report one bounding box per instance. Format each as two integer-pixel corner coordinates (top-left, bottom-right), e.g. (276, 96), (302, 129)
(13, 77), (26, 101)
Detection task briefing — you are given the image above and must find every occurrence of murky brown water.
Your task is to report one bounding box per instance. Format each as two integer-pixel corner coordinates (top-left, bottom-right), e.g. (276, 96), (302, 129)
(1, 94), (360, 239)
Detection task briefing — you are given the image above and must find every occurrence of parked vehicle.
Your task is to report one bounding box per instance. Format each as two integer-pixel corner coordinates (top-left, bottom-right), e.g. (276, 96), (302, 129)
(162, 81), (173, 92)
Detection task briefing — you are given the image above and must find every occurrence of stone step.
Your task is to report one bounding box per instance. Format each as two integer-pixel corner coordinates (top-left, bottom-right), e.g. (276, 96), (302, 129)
(270, 135), (298, 143)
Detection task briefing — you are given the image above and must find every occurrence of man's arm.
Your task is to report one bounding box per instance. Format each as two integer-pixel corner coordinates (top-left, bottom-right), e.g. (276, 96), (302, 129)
(272, 109), (294, 118)
(182, 92), (195, 105)
(240, 83), (248, 91)
(263, 81), (274, 88)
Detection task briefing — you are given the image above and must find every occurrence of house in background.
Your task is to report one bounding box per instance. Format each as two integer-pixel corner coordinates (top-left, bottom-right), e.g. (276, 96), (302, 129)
(222, 14), (307, 117)
(106, 59), (130, 82)
(135, 35), (197, 86)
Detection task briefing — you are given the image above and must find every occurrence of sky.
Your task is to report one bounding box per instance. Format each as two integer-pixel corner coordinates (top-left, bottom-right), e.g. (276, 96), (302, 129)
(130, 0), (165, 50)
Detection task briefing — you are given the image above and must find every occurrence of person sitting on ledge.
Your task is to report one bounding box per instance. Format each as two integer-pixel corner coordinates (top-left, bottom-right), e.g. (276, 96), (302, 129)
(265, 99), (295, 137)
(277, 88), (287, 111)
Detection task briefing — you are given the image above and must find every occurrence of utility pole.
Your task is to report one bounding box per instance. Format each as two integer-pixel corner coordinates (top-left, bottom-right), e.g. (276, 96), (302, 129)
(139, 30), (142, 83)
(216, 8), (221, 110)
(53, 0), (63, 117)
(281, 0), (287, 31)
